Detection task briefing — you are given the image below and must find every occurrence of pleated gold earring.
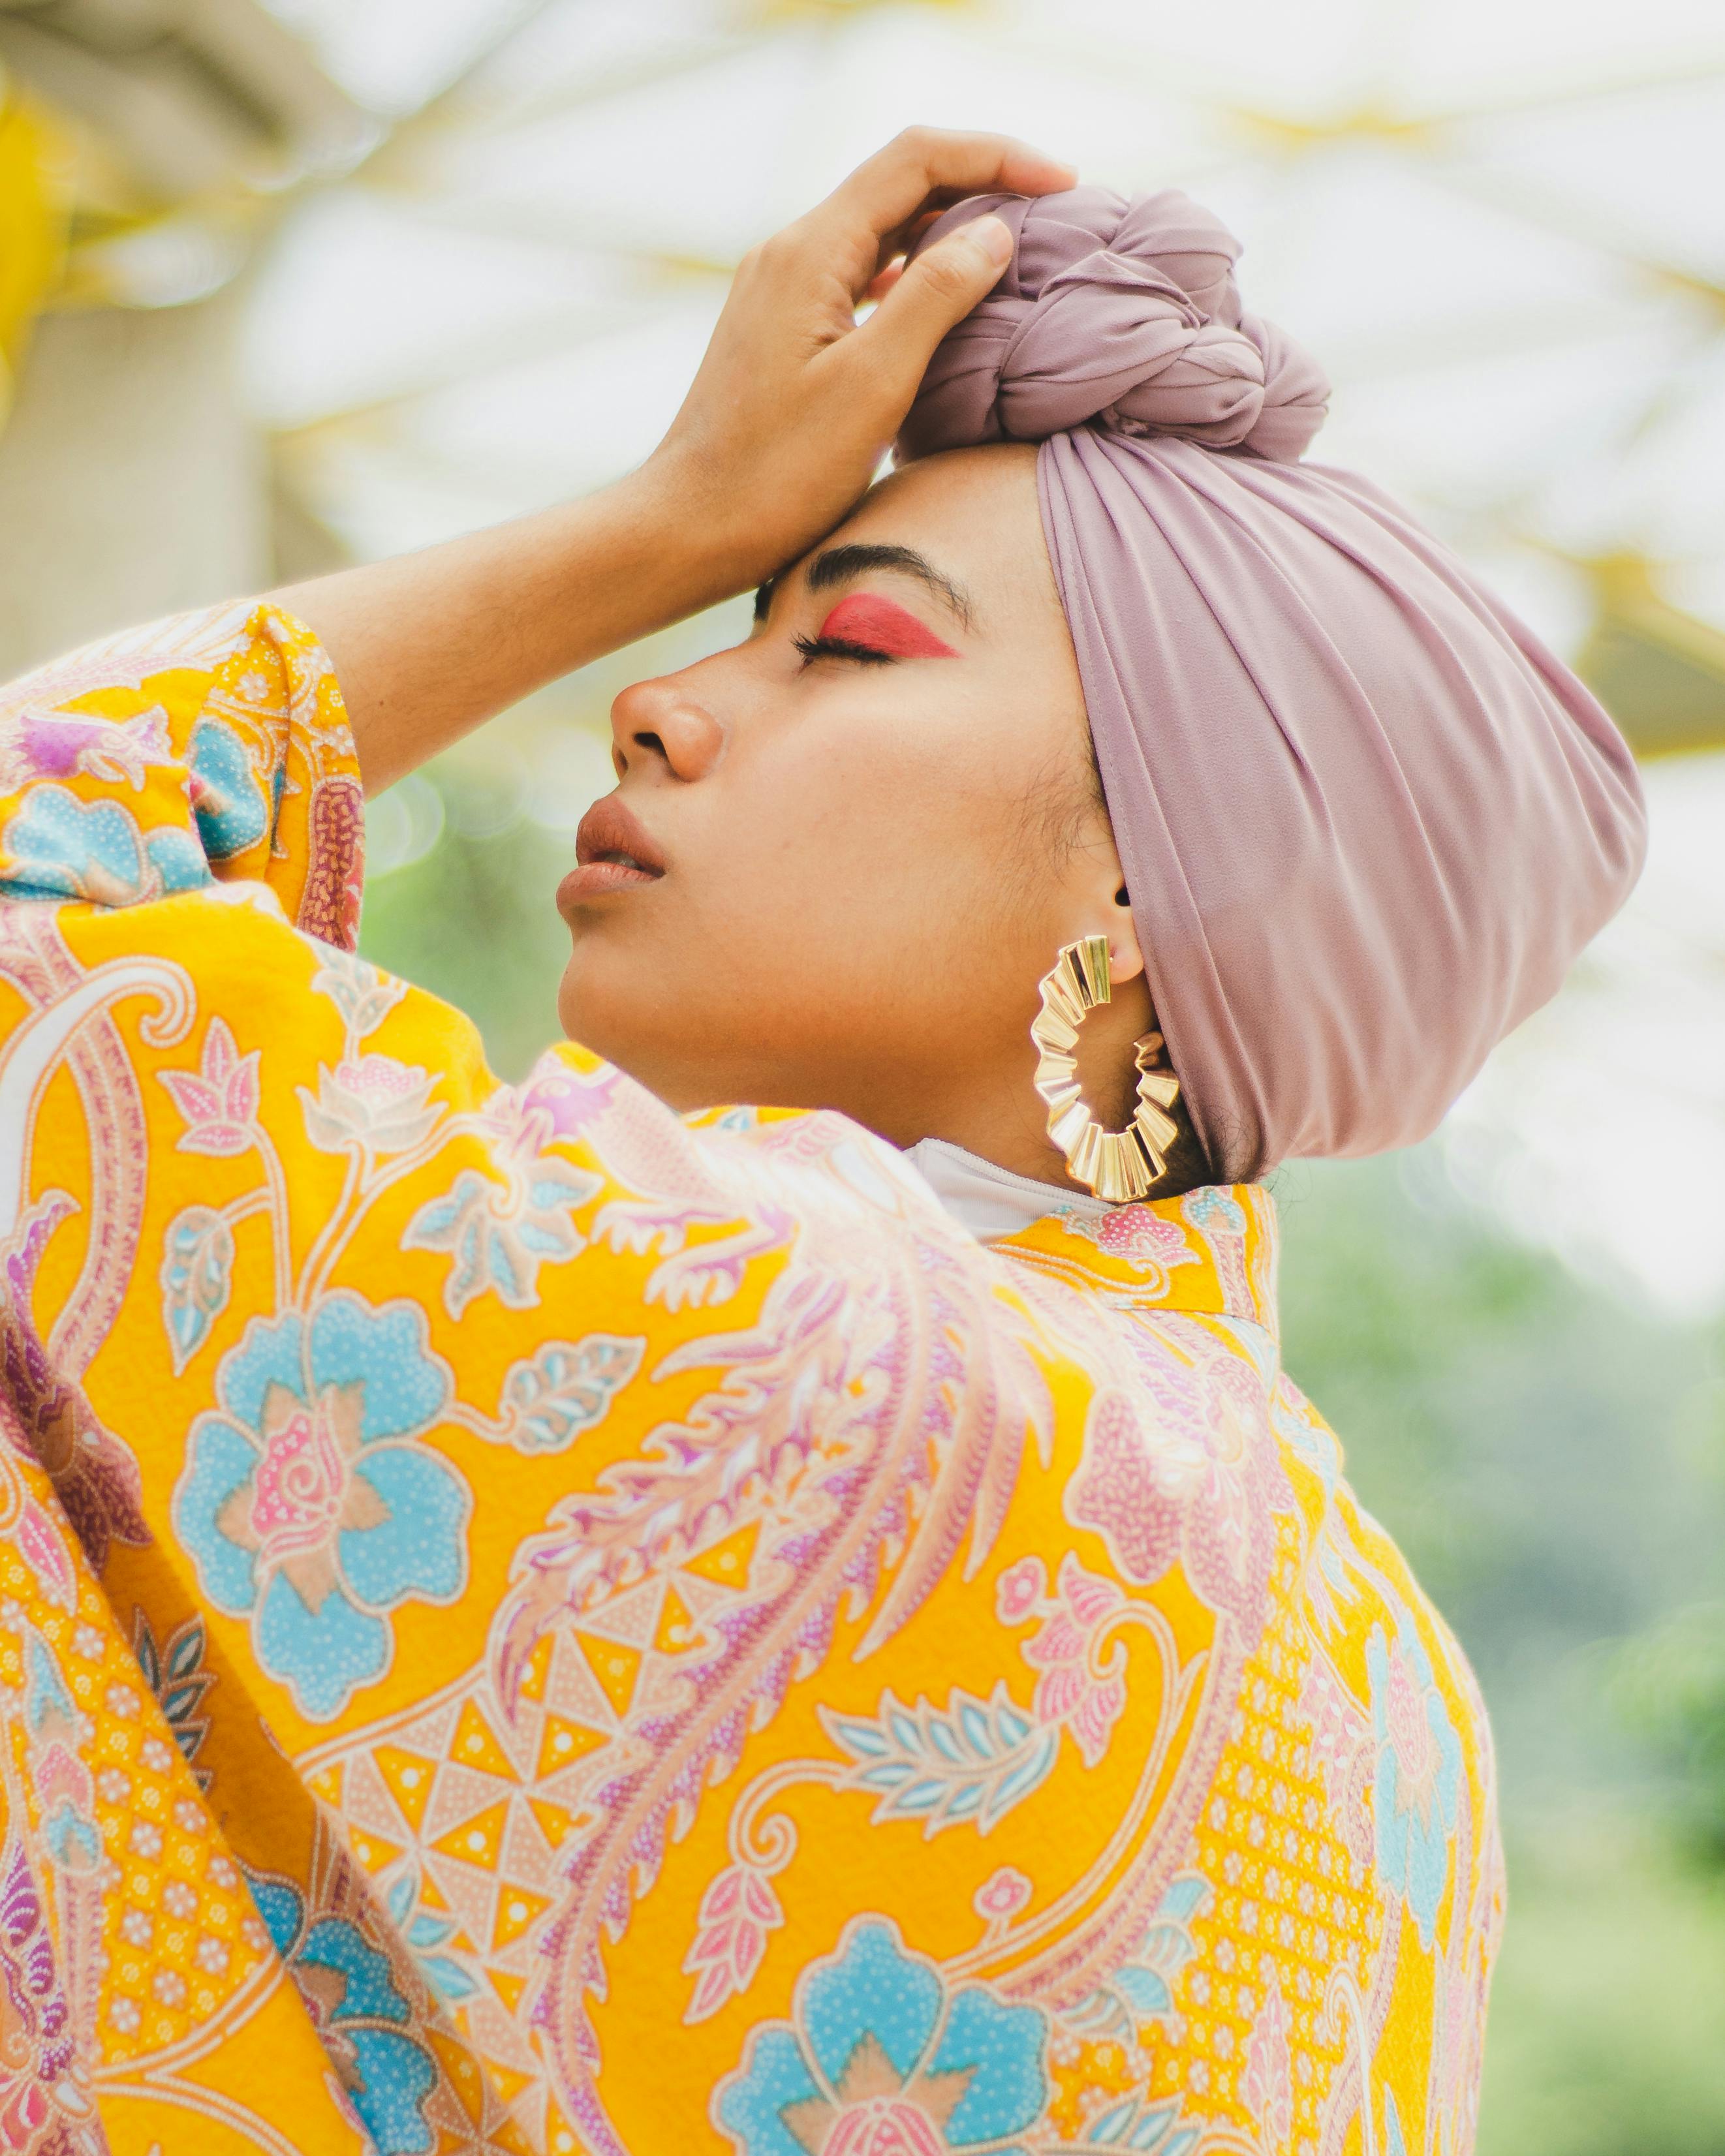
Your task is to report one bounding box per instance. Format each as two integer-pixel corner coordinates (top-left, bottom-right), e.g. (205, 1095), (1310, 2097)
(1031, 935), (1182, 1203)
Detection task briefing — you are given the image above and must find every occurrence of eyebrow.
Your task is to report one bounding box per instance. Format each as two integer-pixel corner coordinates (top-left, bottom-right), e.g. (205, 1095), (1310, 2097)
(753, 542), (973, 629)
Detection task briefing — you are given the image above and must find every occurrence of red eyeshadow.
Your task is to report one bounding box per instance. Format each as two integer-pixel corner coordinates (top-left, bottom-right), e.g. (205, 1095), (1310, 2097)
(817, 592), (960, 659)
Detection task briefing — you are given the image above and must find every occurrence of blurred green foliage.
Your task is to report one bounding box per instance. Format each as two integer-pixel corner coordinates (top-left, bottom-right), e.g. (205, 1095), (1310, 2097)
(361, 810), (574, 1081)
(1277, 1154), (1725, 2148)
(361, 783), (1725, 2146)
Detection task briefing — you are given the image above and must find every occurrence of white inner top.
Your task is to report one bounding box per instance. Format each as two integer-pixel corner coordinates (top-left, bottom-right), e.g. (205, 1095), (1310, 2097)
(901, 1136), (1114, 1243)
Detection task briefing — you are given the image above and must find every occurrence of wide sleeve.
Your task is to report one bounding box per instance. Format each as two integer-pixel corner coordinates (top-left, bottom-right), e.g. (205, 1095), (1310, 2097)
(0, 597), (365, 944)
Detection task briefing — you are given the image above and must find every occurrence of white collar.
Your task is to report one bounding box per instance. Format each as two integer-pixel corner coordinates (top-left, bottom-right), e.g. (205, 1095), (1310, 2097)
(901, 1137), (1114, 1242)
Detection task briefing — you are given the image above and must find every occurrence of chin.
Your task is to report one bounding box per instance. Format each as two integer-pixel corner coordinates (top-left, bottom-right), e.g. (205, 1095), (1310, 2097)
(555, 954), (637, 1070)
(555, 956), (706, 1113)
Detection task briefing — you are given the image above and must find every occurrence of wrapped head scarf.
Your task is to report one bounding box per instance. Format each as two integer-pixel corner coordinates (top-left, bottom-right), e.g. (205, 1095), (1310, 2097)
(901, 187), (1647, 1183)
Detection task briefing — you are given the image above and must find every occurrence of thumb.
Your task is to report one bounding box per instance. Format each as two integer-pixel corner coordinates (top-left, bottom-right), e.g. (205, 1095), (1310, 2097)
(850, 213), (1013, 383)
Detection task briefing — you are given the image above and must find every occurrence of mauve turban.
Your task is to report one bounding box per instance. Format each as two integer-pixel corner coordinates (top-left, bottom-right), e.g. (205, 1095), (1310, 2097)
(900, 187), (1647, 1182)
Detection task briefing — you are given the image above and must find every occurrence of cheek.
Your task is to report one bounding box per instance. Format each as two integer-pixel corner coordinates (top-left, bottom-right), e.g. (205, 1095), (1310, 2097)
(557, 685), (1071, 1091)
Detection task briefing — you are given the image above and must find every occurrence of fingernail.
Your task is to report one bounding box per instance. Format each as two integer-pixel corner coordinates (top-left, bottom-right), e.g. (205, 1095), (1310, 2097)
(971, 214), (1013, 268)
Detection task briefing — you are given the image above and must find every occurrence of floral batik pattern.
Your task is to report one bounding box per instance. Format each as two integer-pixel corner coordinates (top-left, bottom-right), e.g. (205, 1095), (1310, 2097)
(175, 1293), (469, 1719)
(0, 606), (1502, 2152)
(718, 1920), (1049, 2156)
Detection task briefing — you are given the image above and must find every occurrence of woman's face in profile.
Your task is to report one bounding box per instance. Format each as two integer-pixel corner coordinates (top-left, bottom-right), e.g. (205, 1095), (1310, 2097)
(555, 442), (1132, 1148)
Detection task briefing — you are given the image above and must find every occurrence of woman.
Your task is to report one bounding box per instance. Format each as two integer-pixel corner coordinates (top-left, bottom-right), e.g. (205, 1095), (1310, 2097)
(0, 133), (1641, 2155)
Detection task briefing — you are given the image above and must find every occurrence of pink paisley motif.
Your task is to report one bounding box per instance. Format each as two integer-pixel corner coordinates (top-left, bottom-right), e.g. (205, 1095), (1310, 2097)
(299, 775), (364, 949)
(0, 910), (157, 1389)
(15, 1503), (74, 1613)
(0, 1194), (150, 1571)
(0, 1830), (81, 2131)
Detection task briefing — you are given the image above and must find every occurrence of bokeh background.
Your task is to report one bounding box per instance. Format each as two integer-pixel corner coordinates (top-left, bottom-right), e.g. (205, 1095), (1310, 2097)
(3, 0), (1724, 2141)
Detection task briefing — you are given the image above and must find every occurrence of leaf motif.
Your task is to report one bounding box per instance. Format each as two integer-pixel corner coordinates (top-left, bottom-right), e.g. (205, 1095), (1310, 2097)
(403, 1165), (599, 1321)
(1111, 1967), (1173, 2014)
(419, 1952), (477, 2001)
(1061, 1871), (1210, 2042)
(820, 1683), (1058, 1838)
(164, 1620), (206, 1686)
(824, 1714), (890, 1759)
(159, 1205), (236, 1374)
(1065, 2096), (1192, 2152)
(1160, 1876), (1208, 1924)
(681, 1860), (785, 2024)
(466, 1333), (646, 1455)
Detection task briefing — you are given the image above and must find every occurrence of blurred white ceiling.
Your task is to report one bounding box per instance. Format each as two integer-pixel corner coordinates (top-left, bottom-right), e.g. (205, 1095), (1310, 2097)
(243, 0), (1725, 697)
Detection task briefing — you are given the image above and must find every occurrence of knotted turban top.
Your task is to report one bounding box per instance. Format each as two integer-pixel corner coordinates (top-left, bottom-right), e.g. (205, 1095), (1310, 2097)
(901, 186), (1647, 1182)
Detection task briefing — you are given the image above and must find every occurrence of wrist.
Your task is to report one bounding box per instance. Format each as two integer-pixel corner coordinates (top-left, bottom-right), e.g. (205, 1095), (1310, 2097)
(611, 442), (762, 616)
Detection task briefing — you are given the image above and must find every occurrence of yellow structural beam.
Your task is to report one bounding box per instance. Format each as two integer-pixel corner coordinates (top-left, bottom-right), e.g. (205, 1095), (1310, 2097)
(1574, 553), (1725, 760)
(0, 76), (71, 427)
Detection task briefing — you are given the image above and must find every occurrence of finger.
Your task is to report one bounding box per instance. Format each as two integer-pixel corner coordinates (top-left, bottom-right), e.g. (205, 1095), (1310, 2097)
(869, 207), (944, 282)
(862, 260), (906, 305)
(847, 213), (1014, 387)
(822, 128), (1073, 253)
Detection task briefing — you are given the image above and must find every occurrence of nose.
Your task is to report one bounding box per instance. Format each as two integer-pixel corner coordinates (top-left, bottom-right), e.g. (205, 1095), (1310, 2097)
(608, 674), (726, 784)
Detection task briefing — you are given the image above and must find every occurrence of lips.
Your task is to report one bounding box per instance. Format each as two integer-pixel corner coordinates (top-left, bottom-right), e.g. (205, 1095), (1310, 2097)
(557, 793), (666, 910)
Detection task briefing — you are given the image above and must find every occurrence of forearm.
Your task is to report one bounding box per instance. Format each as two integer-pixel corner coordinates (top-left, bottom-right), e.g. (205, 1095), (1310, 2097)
(272, 456), (728, 796)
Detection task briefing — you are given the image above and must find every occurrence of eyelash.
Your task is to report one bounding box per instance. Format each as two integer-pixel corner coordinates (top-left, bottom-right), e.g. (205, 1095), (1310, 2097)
(792, 632), (895, 668)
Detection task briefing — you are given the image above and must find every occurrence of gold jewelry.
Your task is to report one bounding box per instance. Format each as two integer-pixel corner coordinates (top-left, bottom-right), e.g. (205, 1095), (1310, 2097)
(1031, 935), (1182, 1204)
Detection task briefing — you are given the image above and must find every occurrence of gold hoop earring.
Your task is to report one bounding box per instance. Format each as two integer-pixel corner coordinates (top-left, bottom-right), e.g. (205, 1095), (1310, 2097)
(1031, 936), (1182, 1204)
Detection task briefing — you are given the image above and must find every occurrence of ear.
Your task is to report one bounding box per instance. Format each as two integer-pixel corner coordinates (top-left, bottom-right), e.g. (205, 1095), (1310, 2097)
(1069, 824), (1145, 987)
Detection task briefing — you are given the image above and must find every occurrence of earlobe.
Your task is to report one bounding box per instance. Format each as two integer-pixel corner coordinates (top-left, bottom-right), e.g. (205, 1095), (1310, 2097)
(1108, 921), (1146, 988)
(1108, 889), (1145, 988)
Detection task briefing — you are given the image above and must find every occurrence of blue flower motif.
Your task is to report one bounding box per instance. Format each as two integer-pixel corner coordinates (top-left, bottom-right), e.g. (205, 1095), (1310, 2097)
(245, 1866), (437, 2155)
(717, 1918), (1048, 2155)
(174, 1291), (469, 1720)
(1, 783), (210, 905)
(1181, 1187), (1245, 1237)
(1366, 1620), (1463, 1951)
(188, 716), (270, 859)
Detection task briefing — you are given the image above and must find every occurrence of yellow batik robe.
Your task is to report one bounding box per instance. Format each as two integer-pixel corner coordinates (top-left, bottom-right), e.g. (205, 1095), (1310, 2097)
(0, 604), (1502, 2156)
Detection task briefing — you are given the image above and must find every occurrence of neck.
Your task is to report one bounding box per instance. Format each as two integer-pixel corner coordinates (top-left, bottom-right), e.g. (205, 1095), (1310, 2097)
(872, 975), (1160, 1194)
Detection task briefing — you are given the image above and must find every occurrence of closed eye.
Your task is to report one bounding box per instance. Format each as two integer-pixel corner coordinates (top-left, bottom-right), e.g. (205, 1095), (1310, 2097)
(792, 633), (896, 668)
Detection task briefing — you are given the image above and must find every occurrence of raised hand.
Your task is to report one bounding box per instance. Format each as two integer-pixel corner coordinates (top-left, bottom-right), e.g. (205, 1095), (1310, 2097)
(648, 127), (1074, 585)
